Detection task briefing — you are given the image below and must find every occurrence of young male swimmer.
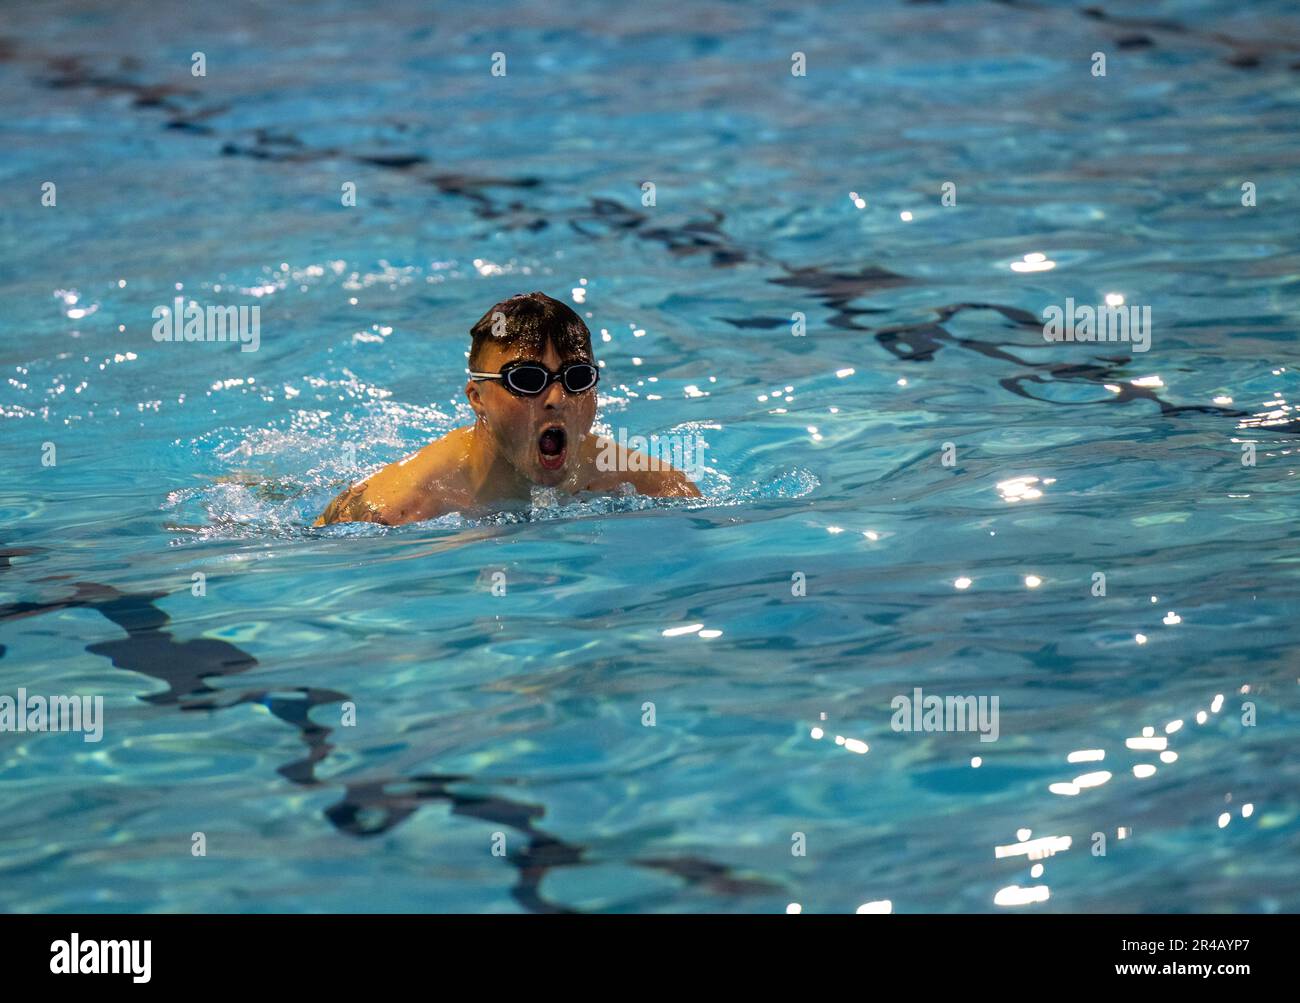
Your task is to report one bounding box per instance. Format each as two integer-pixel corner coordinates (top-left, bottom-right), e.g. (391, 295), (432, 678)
(315, 291), (701, 526)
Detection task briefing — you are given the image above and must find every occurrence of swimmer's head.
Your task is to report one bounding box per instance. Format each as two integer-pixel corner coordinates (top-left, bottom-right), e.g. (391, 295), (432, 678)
(465, 292), (599, 487)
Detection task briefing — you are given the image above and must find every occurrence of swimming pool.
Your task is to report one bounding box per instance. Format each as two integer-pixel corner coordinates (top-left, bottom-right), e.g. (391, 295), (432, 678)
(1, 0), (1297, 913)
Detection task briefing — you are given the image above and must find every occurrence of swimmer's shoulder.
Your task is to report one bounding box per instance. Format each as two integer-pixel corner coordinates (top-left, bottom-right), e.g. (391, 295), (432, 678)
(314, 427), (472, 526)
(578, 434), (702, 498)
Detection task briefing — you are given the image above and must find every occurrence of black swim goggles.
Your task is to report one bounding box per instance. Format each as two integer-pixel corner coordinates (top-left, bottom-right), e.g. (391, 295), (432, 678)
(469, 360), (599, 397)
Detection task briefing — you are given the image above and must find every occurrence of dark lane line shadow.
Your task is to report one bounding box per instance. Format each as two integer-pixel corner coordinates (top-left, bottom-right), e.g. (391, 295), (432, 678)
(871, 302), (1299, 431)
(0, 551), (777, 911)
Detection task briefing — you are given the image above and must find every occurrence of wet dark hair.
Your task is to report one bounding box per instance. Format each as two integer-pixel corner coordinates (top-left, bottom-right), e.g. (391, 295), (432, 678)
(468, 291), (594, 370)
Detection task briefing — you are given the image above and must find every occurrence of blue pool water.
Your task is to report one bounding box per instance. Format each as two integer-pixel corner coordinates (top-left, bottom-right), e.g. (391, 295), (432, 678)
(1, 0), (1298, 913)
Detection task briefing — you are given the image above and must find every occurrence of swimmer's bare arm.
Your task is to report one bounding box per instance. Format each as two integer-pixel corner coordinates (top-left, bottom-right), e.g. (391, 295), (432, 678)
(638, 465), (702, 498)
(313, 444), (450, 526)
(590, 440), (701, 498)
(314, 478), (385, 526)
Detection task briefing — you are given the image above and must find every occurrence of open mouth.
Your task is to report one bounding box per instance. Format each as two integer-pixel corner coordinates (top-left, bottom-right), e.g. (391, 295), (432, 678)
(537, 424), (567, 471)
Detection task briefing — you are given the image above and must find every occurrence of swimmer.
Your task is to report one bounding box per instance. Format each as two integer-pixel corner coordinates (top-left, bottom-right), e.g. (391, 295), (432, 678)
(315, 291), (701, 526)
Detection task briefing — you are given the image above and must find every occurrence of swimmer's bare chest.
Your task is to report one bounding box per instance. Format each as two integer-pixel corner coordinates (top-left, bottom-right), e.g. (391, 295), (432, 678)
(316, 433), (674, 526)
